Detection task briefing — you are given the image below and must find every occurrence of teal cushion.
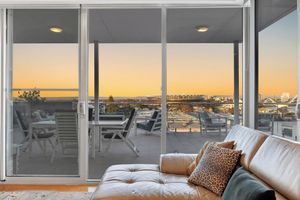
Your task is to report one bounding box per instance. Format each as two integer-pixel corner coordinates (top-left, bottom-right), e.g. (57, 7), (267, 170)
(222, 167), (275, 200)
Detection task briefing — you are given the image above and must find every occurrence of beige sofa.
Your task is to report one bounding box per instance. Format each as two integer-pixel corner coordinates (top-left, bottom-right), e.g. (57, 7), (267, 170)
(92, 125), (300, 200)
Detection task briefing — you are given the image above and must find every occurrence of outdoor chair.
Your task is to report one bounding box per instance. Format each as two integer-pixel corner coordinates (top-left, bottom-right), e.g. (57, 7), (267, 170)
(257, 113), (274, 134)
(51, 111), (78, 163)
(14, 110), (55, 154)
(32, 109), (55, 121)
(88, 107), (125, 148)
(136, 110), (161, 134)
(102, 108), (139, 156)
(198, 111), (228, 134)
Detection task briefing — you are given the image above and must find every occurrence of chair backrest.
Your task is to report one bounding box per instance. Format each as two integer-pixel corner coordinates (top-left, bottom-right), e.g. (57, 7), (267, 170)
(122, 108), (136, 137)
(14, 110), (29, 137)
(99, 113), (125, 121)
(257, 113), (274, 132)
(88, 107), (94, 121)
(55, 111), (78, 144)
(149, 110), (161, 132)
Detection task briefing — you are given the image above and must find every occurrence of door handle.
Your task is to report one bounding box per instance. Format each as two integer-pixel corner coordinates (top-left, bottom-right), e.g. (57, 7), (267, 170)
(78, 101), (86, 116)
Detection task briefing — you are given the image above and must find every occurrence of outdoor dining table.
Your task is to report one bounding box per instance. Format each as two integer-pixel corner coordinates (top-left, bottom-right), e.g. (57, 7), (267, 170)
(29, 119), (127, 159)
(89, 120), (127, 158)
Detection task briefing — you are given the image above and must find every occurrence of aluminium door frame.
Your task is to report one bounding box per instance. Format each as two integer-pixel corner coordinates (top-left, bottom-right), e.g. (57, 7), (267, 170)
(243, 0), (256, 128)
(0, 8), (7, 181)
(297, 0), (300, 141)
(0, 1), (249, 184)
(0, 5), (88, 184)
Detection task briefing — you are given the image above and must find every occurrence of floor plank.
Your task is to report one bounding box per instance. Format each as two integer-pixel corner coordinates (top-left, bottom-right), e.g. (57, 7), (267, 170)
(0, 184), (97, 192)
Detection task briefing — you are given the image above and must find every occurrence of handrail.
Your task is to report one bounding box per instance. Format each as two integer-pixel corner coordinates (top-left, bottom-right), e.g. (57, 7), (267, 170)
(12, 88), (78, 91)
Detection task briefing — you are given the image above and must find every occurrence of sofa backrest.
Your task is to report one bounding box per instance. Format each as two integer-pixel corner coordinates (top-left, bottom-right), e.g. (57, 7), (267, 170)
(224, 125), (268, 170)
(249, 136), (300, 200)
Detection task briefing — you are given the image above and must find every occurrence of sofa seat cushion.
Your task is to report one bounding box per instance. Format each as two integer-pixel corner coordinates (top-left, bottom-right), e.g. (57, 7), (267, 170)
(92, 164), (220, 200)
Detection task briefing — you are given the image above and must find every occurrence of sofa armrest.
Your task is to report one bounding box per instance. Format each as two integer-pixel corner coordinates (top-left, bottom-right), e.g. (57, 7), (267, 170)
(160, 153), (197, 176)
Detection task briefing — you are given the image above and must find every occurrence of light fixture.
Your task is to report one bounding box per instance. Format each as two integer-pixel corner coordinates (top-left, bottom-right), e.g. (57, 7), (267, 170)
(50, 26), (63, 33)
(196, 26), (209, 33)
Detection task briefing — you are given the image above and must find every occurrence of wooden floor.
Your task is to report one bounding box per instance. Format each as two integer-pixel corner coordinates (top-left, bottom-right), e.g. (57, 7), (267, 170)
(0, 184), (97, 192)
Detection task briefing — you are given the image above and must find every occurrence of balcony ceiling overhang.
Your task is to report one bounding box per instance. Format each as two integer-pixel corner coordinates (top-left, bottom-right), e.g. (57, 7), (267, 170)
(1, 0), (245, 6)
(14, 8), (243, 43)
(12, 0), (296, 44)
(257, 0), (296, 31)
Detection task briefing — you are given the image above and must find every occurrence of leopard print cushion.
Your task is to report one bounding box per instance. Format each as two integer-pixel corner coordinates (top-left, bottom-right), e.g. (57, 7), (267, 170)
(187, 140), (235, 175)
(188, 144), (241, 196)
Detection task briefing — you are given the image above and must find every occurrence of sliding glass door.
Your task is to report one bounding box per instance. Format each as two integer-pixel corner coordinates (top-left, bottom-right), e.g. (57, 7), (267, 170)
(1, 4), (247, 181)
(6, 9), (80, 176)
(88, 9), (161, 179)
(166, 8), (243, 153)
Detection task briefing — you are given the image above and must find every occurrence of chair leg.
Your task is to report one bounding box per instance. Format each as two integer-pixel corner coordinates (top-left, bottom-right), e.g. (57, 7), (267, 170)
(105, 132), (117, 152)
(15, 146), (21, 174)
(20, 135), (29, 146)
(127, 137), (135, 146)
(118, 133), (139, 156)
(32, 131), (45, 153)
(48, 138), (55, 149)
(50, 143), (58, 164)
(134, 122), (138, 136)
(43, 140), (46, 155)
(29, 141), (33, 158)
(22, 137), (32, 153)
(125, 139), (139, 156)
(127, 138), (140, 153)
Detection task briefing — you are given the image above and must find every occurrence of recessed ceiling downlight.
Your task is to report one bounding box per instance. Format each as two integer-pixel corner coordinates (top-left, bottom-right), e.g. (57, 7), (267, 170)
(196, 26), (209, 33)
(50, 26), (63, 33)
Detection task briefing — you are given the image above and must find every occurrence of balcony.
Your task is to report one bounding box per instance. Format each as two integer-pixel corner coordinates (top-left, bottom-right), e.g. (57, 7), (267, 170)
(11, 92), (299, 178)
(14, 120), (227, 178)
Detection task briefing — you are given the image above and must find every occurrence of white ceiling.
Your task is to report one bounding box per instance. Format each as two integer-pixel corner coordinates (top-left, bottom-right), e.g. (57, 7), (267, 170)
(12, 0), (296, 44)
(13, 9), (79, 43)
(166, 8), (242, 43)
(14, 8), (243, 43)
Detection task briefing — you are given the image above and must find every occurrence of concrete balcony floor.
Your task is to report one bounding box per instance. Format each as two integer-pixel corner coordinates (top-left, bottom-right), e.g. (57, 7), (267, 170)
(11, 129), (227, 178)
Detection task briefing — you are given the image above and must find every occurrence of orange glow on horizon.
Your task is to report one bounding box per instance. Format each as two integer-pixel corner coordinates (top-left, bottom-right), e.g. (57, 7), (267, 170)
(12, 43), (296, 98)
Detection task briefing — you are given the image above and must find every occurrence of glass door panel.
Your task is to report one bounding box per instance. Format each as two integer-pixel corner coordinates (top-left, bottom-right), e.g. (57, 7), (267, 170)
(256, 0), (298, 141)
(88, 9), (161, 179)
(6, 9), (80, 176)
(166, 8), (243, 153)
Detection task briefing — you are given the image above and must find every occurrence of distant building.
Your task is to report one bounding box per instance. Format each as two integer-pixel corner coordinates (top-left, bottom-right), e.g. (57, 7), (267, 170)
(281, 93), (290, 102)
(167, 94), (206, 101)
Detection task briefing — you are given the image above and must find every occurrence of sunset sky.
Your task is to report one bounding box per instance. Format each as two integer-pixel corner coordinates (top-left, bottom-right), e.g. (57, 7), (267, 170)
(12, 10), (297, 98)
(259, 10), (297, 97)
